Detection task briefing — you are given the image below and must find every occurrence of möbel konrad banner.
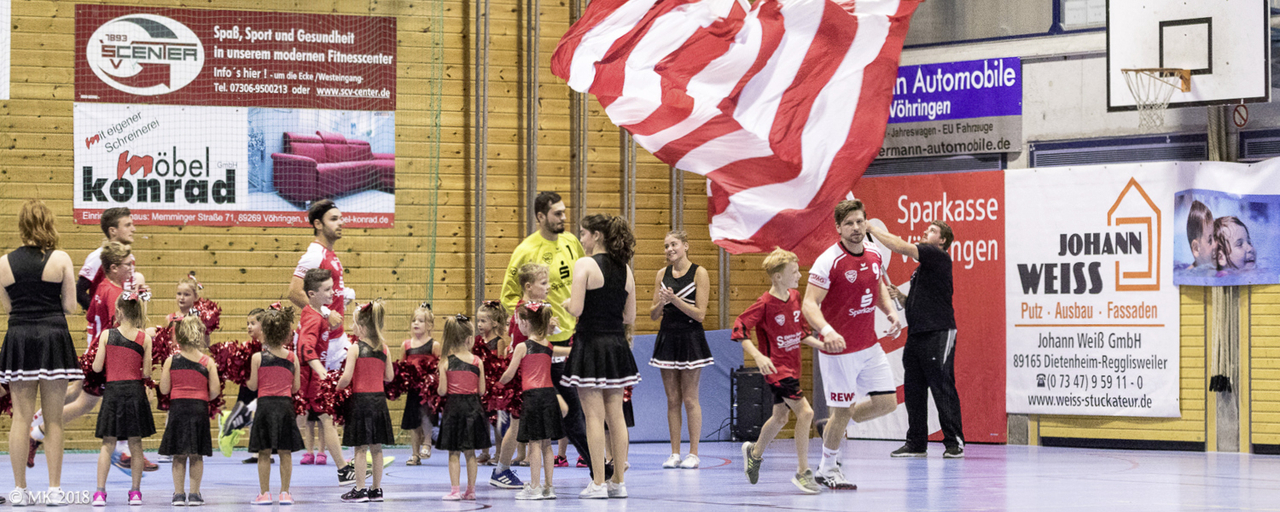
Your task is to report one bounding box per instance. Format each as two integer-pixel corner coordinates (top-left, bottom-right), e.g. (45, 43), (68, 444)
(74, 6), (397, 228)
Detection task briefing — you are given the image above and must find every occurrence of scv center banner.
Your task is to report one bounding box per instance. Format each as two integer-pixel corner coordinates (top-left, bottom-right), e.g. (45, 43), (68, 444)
(1006, 165), (1180, 417)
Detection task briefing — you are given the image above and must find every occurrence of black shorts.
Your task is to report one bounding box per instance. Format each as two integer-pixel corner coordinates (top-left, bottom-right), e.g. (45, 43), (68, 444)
(769, 377), (803, 404)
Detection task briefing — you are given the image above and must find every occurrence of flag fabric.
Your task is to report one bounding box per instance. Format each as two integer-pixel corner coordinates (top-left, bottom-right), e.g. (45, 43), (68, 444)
(552, 0), (920, 263)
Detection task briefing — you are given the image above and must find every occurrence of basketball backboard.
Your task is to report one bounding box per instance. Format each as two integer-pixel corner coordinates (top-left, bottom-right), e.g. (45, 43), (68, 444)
(1107, 0), (1270, 111)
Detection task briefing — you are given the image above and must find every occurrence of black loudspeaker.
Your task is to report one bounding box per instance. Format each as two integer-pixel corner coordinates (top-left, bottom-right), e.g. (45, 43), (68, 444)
(731, 366), (771, 442)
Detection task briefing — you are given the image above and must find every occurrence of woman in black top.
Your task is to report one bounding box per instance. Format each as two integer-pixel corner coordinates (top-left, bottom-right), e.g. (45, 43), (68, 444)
(561, 214), (638, 499)
(648, 230), (711, 469)
(0, 200), (82, 505)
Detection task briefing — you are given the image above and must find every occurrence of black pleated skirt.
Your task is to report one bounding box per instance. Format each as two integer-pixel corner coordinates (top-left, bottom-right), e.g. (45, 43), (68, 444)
(560, 330), (641, 389)
(435, 394), (491, 451)
(0, 314), (82, 383)
(158, 399), (212, 456)
(650, 327), (714, 370)
(95, 380), (156, 439)
(517, 387), (564, 442)
(400, 388), (438, 430)
(343, 392), (396, 447)
(248, 396), (305, 452)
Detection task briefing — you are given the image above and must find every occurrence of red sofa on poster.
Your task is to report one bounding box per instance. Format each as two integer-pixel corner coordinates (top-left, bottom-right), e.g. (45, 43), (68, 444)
(271, 131), (395, 205)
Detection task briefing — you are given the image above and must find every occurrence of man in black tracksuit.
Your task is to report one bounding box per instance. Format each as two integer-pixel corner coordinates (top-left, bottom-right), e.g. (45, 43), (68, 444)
(868, 219), (964, 459)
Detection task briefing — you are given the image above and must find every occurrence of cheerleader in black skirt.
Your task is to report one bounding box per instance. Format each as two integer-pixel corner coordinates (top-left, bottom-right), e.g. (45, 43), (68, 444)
(561, 214), (640, 498)
(158, 316), (220, 506)
(401, 303), (439, 465)
(436, 315), (491, 501)
(648, 231), (713, 469)
(92, 289), (154, 506)
(336, 301), (395, 504)
(247, 307), (305, 506)
(500, 302), (570, 500)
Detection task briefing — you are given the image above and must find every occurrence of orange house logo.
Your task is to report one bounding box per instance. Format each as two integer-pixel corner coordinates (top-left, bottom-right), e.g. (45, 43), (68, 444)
(1107, 178), (1161, 291)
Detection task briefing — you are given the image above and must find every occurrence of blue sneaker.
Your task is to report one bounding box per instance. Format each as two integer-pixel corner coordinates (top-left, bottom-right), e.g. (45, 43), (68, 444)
(489, 468), (523, 489)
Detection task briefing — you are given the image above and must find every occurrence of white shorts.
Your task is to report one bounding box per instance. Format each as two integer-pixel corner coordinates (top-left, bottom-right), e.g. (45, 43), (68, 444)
(819, 344), (895, 408)
(325, 333), (352, 371)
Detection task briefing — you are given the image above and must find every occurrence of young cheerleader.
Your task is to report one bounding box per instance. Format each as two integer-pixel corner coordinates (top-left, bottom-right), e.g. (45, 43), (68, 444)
(91, 288), (155, 506)
(158, 316), (221, 506)
(401, 302), (440, 466)
(221, 308), (270, 462)
(156, 273), (215, 465)
(437, 315), (491, 501)
(337, 301), (395, 503)
(247, 307), (305, 506)
(500, 302), (571, 500)
(474, 300), (509, 469)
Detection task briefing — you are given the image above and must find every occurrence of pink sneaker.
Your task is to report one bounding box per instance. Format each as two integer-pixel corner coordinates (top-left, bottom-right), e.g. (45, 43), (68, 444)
(128, 490), (142, 505)
(92, 491), (106, 507)
(278, 491), (294, 505)
(252, 492), (272, 506)
(462, 488), (476, 501)
(442, 489), (462, 501)
(315, 453), (328, 466)
(299, 453), (315, 465)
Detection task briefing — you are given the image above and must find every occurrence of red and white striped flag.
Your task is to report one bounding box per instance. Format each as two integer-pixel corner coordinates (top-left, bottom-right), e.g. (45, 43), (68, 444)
(553, 0), (919, 263)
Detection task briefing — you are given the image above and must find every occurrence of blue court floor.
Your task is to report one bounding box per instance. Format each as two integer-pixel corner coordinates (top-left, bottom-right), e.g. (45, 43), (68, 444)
(11, 439), (1280, 510)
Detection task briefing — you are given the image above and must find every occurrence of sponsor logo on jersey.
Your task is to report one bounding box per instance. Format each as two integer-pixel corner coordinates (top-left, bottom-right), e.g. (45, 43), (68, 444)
(860, 289), (874, 307)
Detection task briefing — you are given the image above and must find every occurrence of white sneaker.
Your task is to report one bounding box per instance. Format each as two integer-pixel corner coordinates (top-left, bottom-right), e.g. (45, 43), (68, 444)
(10, 488), (31, 507)
(679, 454), (700, 469)
(662, 453), (682, 469)
(578, 482), (608, 499)
(607, 482), (627, 498)
(45, 487), (67, 507)
(515, 484), (544, 500)
(542, 486), (557, 500)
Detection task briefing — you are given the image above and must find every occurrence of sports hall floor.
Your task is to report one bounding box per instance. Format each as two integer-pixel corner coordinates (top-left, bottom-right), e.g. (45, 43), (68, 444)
(15, 439), (1280, 510)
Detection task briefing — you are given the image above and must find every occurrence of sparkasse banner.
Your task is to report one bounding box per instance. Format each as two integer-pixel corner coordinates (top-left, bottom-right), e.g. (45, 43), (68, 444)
(73, 5), (396, 228)
(1005, 165), (1180, 417)
(879, 58), (1022, 159)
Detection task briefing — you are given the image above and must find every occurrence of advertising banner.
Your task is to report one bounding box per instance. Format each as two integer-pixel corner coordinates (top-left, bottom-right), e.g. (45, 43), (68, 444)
(879, 58), (1022, 159)
(73, 5), (396, 228)
(845, 170), (1007, 443)
(1006, 165), (1180, 417)
(1173, 161), (1280, 286)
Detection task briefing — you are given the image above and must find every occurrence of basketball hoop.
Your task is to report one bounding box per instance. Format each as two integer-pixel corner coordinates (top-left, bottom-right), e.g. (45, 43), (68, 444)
(1121, 68), (1192, 132)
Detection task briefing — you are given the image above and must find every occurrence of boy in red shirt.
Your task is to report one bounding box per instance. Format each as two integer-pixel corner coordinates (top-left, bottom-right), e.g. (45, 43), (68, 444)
(297, 268), (355, 485)
(732, 248), (824, 494)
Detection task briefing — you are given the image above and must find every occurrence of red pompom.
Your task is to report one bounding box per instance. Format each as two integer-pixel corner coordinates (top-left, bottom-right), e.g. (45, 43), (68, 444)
(208, 339), (262, 386)
(193, 298), (222, 333)
(624, 385), (633, 402)
(390, 358), (442, 414)
(78, 342), (105, 397)
(151, 326), (177, 368)
(472, 339), (522, 421)
(0, 384), (12, 417)
(301, 370), (352, 425)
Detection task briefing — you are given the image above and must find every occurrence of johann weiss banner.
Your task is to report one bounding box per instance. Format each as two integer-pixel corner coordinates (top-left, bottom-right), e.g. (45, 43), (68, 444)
(1006, 165), (1181, 417)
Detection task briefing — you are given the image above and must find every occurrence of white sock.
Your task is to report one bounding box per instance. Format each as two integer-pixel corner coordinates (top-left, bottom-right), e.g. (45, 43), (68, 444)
(818, 446), (840, 474)
(31, 410), (44, 430)
(115, 440), (128, 454)
(29, 425), (45, 442)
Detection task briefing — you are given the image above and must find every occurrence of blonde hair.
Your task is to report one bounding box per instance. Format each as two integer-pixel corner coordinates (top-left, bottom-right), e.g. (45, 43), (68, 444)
(517, 263), (548, 291)
(259, 307), (296, 350)
(115, 292), (147, 328)
(478, 301), (508, 333)
(441, 316), (474, 356)
(356, 300), (387, 351)
(762, 247), (799, 276)
(18, 199), (59, 251)
(666, 230), (689, 244)
(178, 272), (200, 297)
(175, 315), (207, 350)
(100, 241), (132, 273)
(516, 302), (554, 339)
(412, 303), (434, 327)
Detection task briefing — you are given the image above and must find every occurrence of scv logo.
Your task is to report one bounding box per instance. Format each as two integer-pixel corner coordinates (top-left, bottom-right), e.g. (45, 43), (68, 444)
(86, 14), (204, 96)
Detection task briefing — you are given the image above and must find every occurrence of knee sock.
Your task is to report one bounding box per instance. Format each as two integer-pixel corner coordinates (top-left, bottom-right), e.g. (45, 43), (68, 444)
(30, 411), (45, 440)
(818, 446), (840, 474)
